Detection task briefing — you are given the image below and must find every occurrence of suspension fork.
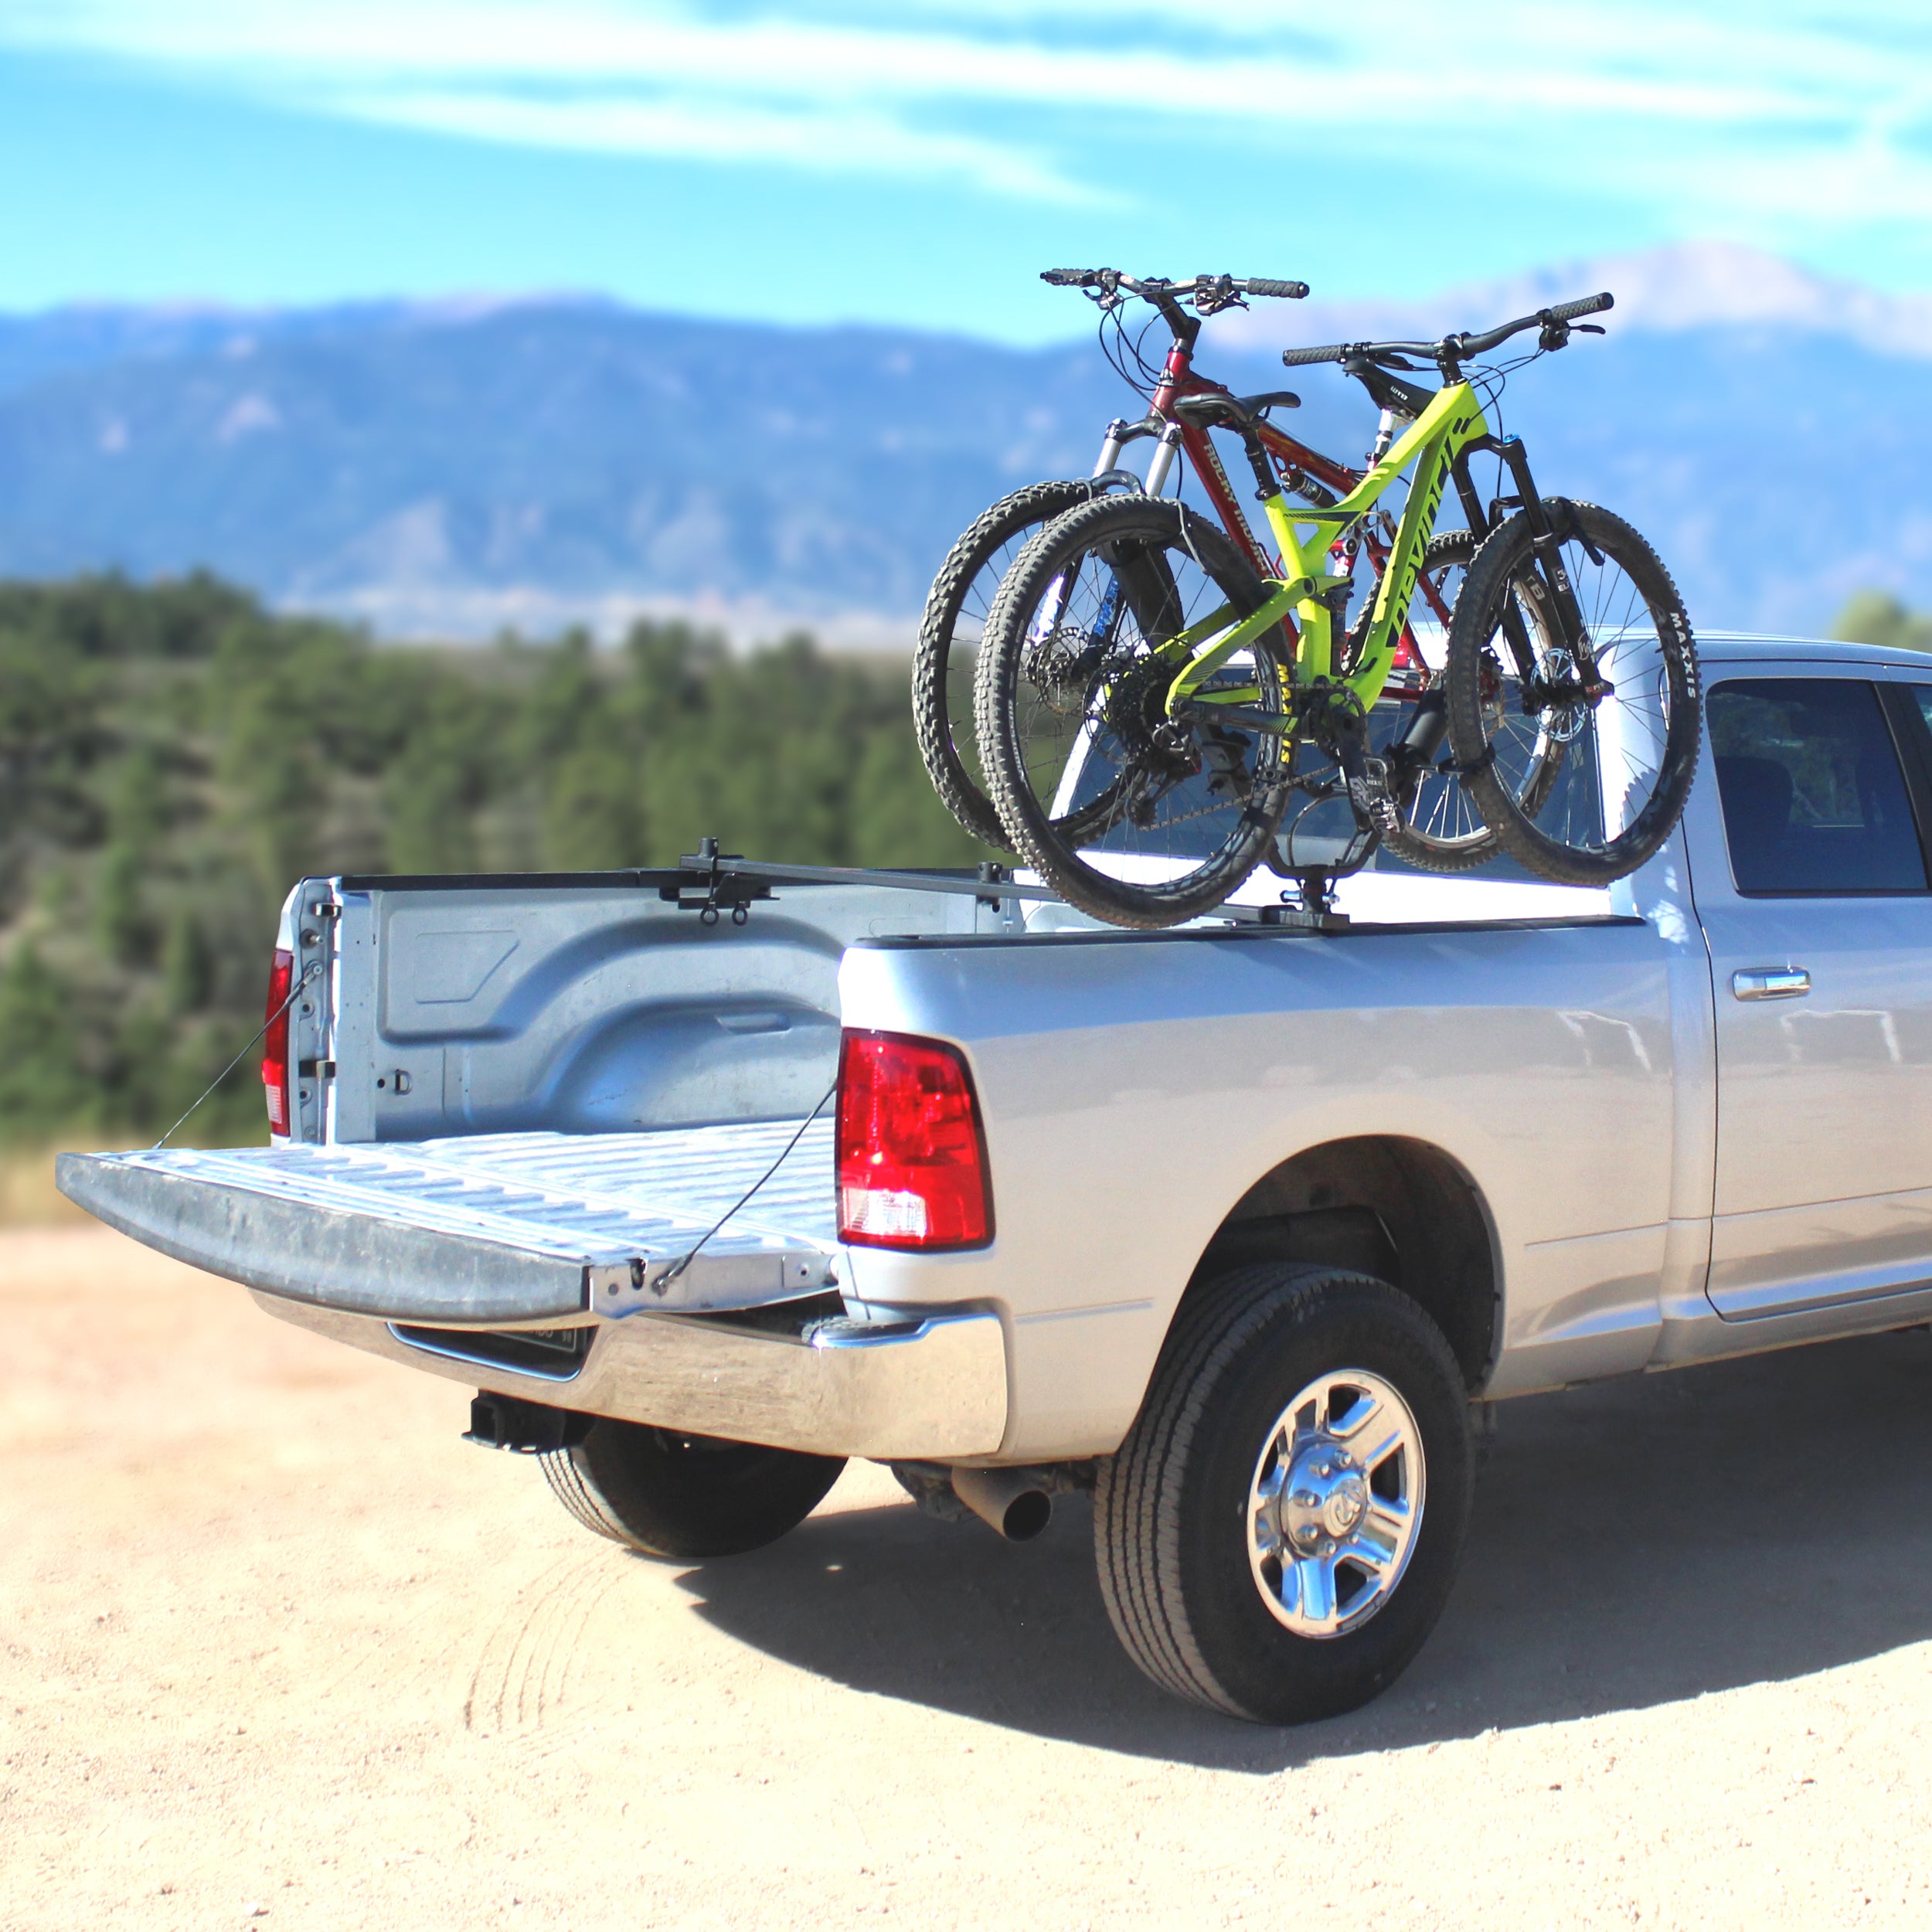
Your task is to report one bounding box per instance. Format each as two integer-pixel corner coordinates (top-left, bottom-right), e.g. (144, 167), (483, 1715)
(1485, 438), (1603, 692)
(1093, 415), (1160, 488)
(1444, 438), (1554, 689)
(1030, 420), (1153, 642)
(1145, 423), (1185, 496)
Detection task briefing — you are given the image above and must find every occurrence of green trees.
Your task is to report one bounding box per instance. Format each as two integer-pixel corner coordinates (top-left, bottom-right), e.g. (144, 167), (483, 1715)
(0, 573), (983, 1148)
(1832, 590), (1932, 654)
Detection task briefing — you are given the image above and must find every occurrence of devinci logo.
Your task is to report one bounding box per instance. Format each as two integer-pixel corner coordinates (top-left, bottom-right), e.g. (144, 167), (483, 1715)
(1372, 437), (1453, 627)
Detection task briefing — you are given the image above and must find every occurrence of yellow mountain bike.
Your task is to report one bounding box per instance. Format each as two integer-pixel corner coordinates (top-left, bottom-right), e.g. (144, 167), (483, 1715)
(972, 293), (1702, 928)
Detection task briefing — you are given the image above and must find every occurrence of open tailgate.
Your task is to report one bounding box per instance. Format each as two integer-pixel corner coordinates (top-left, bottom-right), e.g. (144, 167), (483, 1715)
(56, 1121), (840, 1325)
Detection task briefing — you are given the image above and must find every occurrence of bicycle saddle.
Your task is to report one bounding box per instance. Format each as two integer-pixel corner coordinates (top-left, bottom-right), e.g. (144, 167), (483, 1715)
(1171, 389), (1301, 428)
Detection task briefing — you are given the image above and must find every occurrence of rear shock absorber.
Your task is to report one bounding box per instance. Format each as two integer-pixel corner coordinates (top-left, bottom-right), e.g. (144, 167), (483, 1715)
(1275, 465), (1338, 509)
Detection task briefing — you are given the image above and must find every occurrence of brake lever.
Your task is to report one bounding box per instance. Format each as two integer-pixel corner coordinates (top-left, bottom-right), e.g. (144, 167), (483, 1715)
(1190, 274), (1243, 317)
(1083, 268), (1128, 311)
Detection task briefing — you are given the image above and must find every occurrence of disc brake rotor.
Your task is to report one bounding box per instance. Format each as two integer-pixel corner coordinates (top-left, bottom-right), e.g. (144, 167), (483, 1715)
(1022, 626), (1109, 716)
(1533, 646), (1590, 743)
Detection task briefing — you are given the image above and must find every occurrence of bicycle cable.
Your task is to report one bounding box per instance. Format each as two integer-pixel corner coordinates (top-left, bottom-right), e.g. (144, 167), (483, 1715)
(1460, 342), (1558, 522)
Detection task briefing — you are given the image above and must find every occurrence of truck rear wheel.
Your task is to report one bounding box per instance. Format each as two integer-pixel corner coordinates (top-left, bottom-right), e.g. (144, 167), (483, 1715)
(540, 1419), (845, 1560)
(1095, 1263), (1472, 1723)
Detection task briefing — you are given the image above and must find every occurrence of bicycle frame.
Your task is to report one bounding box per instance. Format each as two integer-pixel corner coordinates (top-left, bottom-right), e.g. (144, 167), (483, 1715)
(1126, 342), (1449, 676)
(1160, 383), (1492, 729)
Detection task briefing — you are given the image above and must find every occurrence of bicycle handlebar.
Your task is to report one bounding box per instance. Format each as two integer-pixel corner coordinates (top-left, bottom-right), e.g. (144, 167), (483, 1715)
(1281, 291), (1613, 372)
(1542, 291), (1615, 325)
(1041, 269), (1309, 304)
(1454, 291), (1612, 357)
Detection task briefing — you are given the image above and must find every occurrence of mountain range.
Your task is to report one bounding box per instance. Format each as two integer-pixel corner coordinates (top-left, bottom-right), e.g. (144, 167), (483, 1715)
(0, 241), (1925, 644)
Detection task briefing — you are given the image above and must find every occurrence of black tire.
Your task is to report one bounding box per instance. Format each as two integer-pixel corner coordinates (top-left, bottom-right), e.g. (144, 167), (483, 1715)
(1445, 502), (1700, 886)
(914, 480), (1107, 850)
(1094, 1264), (1473, 1723)
(975, 495), (1292, 929)
(540, 1419), (845, 1560)
(1372, 529), (1562, 874)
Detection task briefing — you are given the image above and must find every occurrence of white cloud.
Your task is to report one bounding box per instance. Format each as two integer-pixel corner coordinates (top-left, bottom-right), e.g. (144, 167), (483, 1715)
(2, 0), (1931, 235)
(334, 87), (1110, 202)
(0, 0), (1860, 124)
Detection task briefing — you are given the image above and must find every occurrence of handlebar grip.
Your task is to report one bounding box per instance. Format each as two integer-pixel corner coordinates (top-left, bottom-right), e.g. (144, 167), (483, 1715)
(1280, 343), (1349, 366)
(1040, 268), (1100, 287)
(1544, 291), (1614, 324)
(1244, 278), (1310, 300)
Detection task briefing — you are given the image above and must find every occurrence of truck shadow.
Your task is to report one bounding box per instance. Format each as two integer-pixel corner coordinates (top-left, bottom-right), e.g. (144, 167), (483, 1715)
(673, 1325), (1932, 1770)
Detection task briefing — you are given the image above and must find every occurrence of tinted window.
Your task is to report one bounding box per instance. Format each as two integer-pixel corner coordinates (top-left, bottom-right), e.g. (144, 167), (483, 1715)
(1709, 679), (1926, 893)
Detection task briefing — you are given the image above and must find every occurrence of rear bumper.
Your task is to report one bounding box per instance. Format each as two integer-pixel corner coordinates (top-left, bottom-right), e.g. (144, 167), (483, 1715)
(258, 1294), (1009, 1461)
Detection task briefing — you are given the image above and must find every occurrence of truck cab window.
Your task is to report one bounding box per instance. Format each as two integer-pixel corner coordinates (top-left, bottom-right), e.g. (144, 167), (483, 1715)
(1709, 679), (1927, 894)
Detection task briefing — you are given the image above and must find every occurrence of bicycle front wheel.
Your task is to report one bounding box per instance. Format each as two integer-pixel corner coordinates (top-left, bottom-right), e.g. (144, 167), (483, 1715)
(975, 494), (1292, 928)
(913, 479), (1104, 850)
(1444, 502), (1700, 886)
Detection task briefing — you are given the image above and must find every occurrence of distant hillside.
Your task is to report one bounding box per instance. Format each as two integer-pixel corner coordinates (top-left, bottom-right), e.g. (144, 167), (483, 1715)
(0, 243), (1927, 640)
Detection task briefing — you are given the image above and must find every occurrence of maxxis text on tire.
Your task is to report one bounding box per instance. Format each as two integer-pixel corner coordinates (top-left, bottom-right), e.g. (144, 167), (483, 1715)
(1094, 1263), (1473, 1723)
(540, 1419), (845, 1560)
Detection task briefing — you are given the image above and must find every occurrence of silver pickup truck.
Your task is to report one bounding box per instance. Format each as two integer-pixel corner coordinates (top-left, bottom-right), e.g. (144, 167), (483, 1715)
(59, 635), (1932, 1726)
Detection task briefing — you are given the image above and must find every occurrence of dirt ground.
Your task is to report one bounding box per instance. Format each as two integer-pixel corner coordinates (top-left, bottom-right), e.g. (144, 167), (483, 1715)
(7, 1229), (1932, 1930)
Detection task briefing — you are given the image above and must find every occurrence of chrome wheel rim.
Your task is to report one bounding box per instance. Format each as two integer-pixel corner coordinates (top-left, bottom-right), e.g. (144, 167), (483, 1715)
(1247, 1368), (1426, 1639)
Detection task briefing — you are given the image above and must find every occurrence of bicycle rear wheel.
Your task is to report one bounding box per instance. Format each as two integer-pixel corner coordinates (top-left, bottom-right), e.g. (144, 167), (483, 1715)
(975, 494), (1292, 928)
(913, 480), (1101, 850)
(1444, 502), (1700, 886)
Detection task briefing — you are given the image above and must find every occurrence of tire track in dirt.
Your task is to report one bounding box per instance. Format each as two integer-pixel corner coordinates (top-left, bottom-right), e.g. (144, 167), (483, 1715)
(462, 1549), (626, 1736)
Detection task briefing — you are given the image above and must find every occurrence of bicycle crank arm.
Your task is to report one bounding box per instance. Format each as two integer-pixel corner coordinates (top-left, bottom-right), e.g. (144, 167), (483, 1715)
(1392, 687), (1449, 761)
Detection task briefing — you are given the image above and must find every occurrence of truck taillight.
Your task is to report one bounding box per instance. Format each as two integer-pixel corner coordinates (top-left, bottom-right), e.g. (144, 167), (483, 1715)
(262, 948), (294, 1134)
(836, 1030), (992, 1250)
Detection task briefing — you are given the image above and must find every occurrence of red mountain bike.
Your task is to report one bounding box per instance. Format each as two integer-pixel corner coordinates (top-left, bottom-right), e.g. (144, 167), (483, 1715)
(913, 271), (1486, 871)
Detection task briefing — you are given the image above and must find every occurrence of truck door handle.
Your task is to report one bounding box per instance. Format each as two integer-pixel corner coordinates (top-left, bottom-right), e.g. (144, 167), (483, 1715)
(1733, 967), (1811, 1001)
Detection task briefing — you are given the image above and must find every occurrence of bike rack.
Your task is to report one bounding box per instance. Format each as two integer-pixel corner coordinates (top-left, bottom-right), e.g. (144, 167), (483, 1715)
(667, 845), (1352, 934)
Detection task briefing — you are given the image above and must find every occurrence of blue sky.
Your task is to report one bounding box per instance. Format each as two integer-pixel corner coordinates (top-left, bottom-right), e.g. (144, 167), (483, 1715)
(1, 1), (1929, 339)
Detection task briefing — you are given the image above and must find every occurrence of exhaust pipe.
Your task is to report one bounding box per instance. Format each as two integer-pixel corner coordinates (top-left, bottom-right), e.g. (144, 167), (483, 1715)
(950, 1466), (1053, 1542)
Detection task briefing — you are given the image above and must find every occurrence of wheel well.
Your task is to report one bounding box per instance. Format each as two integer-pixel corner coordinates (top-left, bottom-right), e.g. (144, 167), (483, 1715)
(1190, 1136), (1498, 1387)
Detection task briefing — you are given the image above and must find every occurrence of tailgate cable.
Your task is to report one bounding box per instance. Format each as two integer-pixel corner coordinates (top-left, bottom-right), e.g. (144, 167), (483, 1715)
(646, 1079), (838, 1296)
(151, 961), (322, 1150)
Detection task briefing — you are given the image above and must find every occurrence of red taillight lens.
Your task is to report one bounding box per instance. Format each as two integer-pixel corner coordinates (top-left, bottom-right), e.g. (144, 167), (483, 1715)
(836, 1030), (992, 1250)
(261, 947), (294, 1134)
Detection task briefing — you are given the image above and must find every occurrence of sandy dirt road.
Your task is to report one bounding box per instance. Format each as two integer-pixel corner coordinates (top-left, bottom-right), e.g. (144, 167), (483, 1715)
(6, 1226), (1932, 1930)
